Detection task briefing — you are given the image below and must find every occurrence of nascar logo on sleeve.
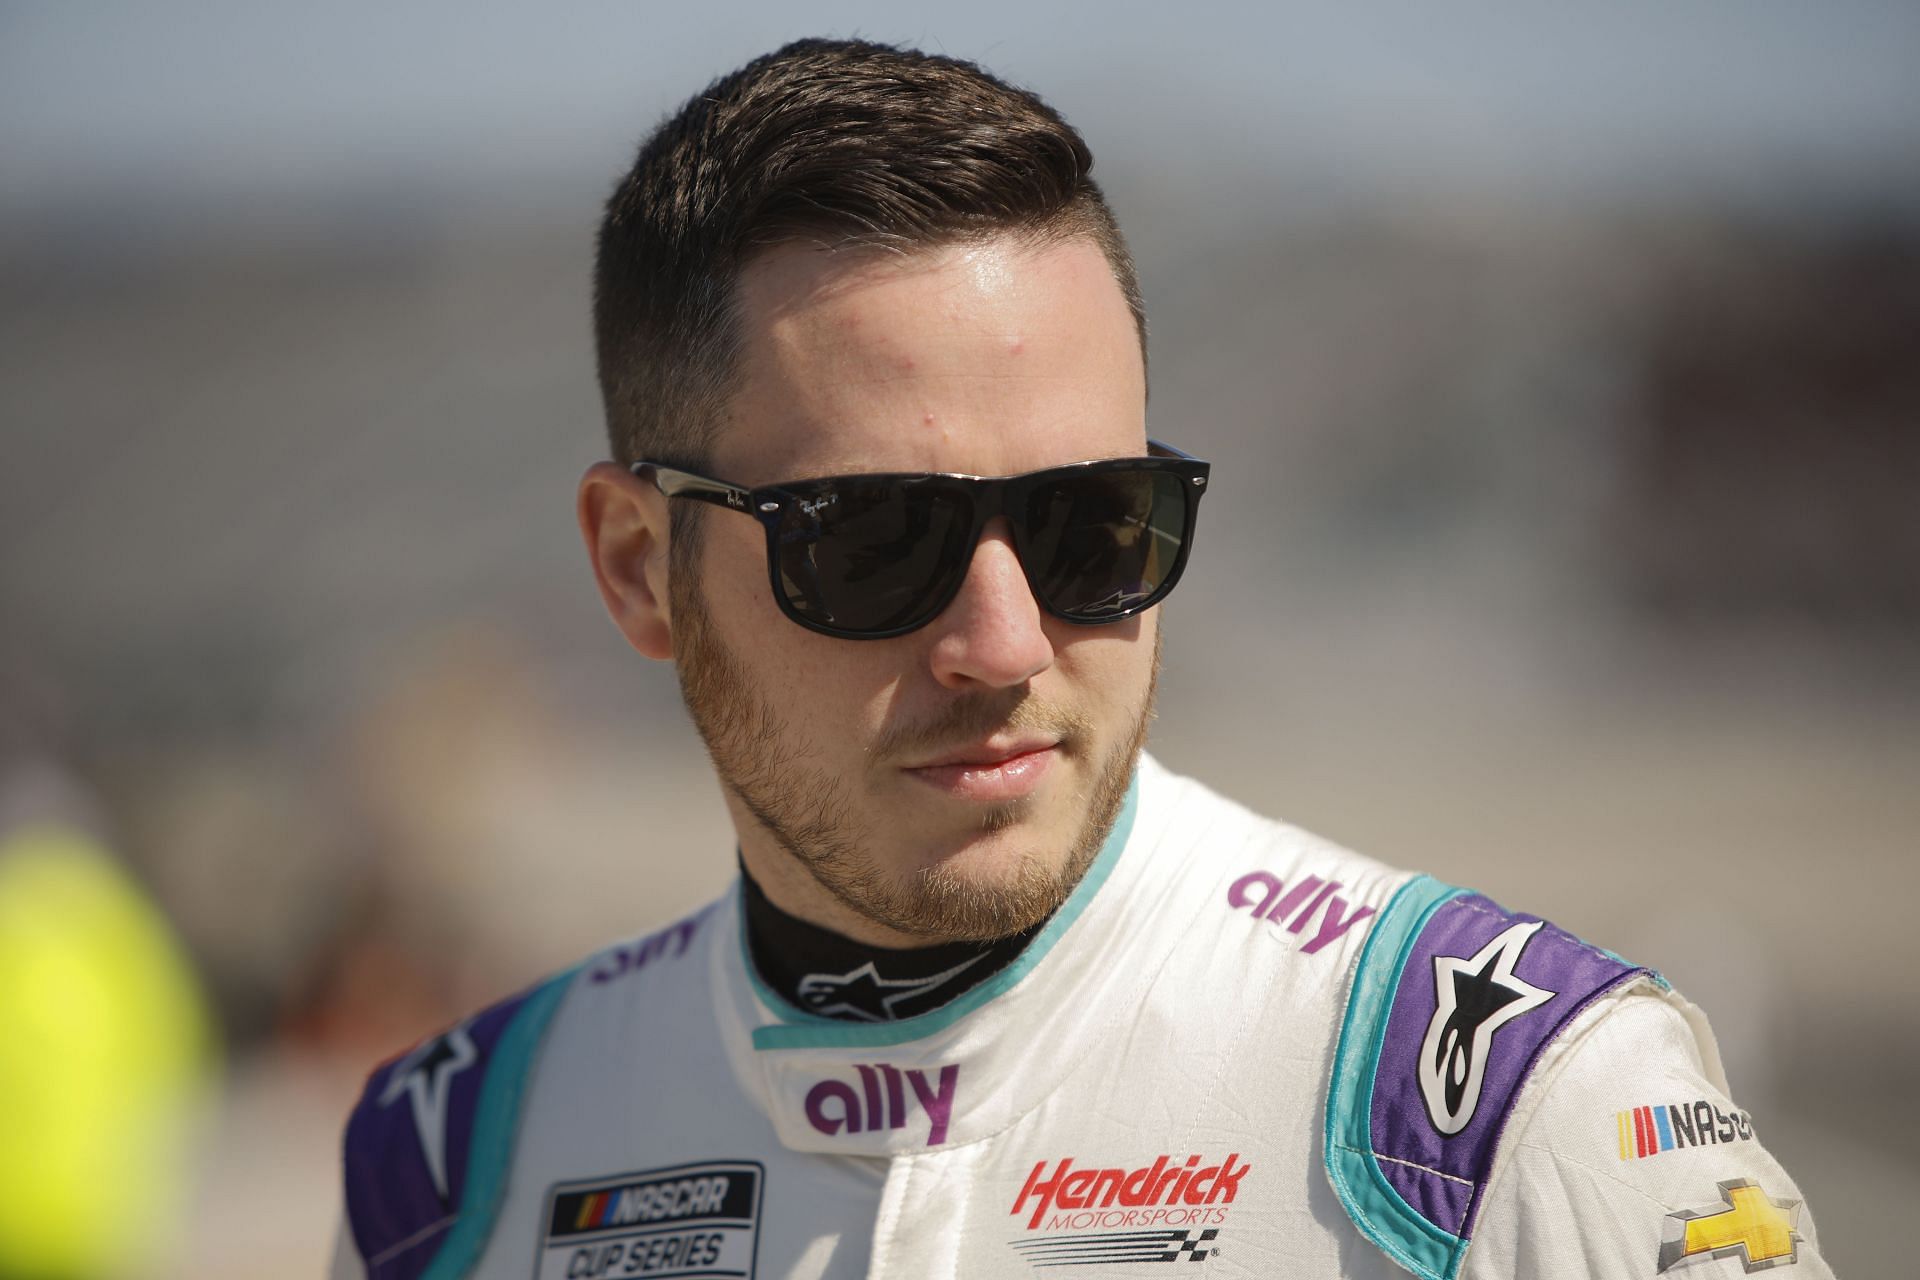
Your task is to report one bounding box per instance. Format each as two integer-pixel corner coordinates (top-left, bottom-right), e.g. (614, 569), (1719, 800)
(1617, 1099), (1756, 1160)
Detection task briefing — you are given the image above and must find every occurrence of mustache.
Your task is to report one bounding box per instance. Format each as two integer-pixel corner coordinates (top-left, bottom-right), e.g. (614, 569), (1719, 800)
(870, 692), (1092, 765)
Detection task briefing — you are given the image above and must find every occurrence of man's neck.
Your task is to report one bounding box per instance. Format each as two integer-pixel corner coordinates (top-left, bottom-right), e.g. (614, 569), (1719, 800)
(738, 857), (1046, 1023)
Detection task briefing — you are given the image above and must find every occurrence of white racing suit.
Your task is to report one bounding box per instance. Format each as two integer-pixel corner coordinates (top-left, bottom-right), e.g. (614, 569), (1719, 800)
(332, 754), (1832, 1278)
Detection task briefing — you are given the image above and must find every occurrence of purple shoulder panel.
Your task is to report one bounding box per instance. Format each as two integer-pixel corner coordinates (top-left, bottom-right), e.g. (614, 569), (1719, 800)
(342, 982), (552, 1280)
(1369, 893), (1648, 1240)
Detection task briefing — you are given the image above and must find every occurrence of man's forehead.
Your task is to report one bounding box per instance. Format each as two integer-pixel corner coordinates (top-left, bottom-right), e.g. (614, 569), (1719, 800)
(735, 237), (955, 319)
(715, 233), (1145, 483)
(733, 234), (1052, 316)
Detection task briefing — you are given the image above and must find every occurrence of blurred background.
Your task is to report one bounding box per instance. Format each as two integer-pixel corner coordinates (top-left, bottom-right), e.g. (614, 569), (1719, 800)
(2, 3), (1915, 1275)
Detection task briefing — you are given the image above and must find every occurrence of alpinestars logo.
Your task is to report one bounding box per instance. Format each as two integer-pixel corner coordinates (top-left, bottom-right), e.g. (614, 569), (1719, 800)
(1419, 920), (1556, 1135)
(795, 953), (988, 1021)
(1007, 1154), (1250, 1268)
(378, 1022), (477, 1204)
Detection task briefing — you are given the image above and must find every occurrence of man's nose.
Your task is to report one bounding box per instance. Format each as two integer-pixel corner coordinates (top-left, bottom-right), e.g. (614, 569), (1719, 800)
(924, 518), (1055, 690)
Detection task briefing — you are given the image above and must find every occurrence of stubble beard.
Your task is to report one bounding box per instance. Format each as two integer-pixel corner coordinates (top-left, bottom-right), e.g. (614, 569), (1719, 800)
(670, 563), (1158, 943)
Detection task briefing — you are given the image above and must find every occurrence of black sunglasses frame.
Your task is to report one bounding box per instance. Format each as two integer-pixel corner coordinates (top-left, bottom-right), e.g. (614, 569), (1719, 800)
(633, 440), (1210, 640)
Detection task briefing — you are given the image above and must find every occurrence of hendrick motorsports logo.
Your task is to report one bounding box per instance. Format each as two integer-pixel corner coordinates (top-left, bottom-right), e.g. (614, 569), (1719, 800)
(1007, 1154), (1249, 1268)
(536, 1161), (762, 1279)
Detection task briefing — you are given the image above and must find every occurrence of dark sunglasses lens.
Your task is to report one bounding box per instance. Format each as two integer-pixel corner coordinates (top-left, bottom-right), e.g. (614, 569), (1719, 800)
(1024, 470), (1190, 619)
(773, 480), (971, 634)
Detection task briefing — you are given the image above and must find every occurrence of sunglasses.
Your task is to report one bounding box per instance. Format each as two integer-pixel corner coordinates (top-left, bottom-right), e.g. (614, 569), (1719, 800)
(633, 440), (1210, 640)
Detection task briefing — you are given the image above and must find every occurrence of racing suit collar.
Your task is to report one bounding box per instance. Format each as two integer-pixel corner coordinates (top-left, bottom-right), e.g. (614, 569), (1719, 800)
(710, 754), (1200, 1157)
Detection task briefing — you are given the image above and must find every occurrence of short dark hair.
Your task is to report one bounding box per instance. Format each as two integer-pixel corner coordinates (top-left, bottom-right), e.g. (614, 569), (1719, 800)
(592, 37), (1146, 471)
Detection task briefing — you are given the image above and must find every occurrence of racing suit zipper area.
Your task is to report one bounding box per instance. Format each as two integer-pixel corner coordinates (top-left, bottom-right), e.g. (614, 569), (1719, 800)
(864, 1149), (972, 1280)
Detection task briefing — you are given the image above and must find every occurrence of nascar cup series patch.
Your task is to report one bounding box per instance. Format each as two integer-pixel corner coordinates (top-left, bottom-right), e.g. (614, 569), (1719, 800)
(536, 1161), (762, 1279)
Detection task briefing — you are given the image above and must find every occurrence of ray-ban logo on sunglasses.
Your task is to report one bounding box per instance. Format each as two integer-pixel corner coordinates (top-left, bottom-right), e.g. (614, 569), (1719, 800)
(799, 493), (839, 518)
(724, 490), (747, 510)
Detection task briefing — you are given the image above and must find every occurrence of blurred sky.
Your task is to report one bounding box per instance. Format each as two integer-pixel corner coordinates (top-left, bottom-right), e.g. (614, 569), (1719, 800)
(6, 2), (1920, 243)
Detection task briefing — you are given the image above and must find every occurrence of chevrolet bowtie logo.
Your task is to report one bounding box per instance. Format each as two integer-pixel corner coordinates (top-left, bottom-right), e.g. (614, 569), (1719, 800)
(1657, 1178), (1803, 1273)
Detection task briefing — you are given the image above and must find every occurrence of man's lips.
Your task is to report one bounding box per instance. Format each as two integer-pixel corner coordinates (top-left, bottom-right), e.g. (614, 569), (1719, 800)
(904, 735), (1060, 771)
(902, 737), (1061, 803)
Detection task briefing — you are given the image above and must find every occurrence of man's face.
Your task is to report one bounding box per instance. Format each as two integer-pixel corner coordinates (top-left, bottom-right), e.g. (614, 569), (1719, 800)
(673, 233), (1155, 943)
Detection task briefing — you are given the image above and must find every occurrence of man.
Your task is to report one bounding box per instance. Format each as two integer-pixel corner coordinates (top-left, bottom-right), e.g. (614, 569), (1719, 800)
(333, 39), (1832, 1279)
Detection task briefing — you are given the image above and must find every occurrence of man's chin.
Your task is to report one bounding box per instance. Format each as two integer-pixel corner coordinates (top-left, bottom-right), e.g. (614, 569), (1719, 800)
(879, 797), (1059, 877)
(845, 817), (1094, 942)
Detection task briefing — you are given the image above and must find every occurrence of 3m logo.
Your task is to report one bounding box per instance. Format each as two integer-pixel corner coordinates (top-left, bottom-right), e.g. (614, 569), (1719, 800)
(804, 1062), (959, 1145)
(1010, 1228), (1220, 1267)
(537, 1161), (762, 1279)
(1226, 870), (1375, 954)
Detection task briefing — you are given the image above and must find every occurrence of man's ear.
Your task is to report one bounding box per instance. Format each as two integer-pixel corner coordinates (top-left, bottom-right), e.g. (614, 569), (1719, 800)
(577, 462), (675, 661)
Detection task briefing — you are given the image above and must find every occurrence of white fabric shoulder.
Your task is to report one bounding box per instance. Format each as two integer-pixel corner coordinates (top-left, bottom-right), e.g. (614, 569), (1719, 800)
(1466, 987), (1834, 1279)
